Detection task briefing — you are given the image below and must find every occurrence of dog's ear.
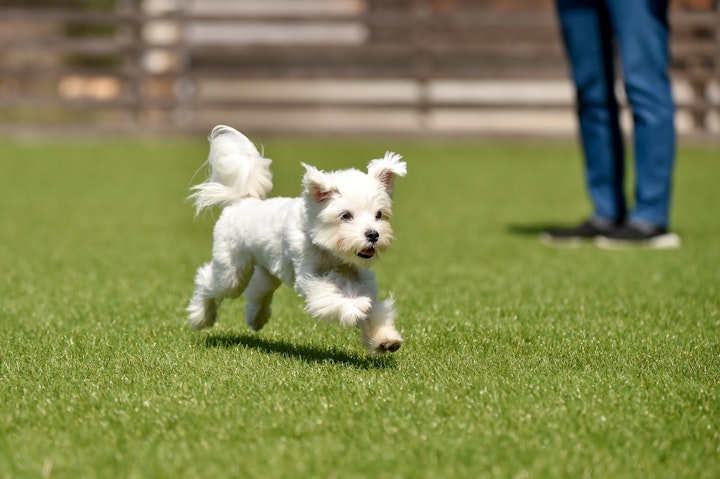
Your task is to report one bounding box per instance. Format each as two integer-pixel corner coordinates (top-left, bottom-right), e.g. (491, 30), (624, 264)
(302, 163), (337, 203)
(367, 152), (406, 198)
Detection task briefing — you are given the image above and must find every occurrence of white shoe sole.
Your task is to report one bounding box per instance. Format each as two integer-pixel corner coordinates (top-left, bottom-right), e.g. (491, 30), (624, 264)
(595, 232), (681, 250)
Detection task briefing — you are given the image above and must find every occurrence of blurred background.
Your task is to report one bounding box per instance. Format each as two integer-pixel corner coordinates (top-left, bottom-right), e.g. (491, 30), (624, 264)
(0, 0), (717, 138)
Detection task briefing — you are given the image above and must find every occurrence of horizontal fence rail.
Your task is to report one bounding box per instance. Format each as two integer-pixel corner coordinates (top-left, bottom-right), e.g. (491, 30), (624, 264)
(0, 2), (717, 137)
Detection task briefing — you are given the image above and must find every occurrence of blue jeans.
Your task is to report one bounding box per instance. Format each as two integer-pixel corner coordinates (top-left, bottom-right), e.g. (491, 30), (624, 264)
(556, 0), (676, 228)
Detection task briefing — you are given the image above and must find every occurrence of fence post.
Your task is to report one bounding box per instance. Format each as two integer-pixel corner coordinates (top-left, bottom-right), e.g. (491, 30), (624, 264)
(413, 0), (433, 132)
(172, 1), (195, 128)
(118, 0), (144, 130)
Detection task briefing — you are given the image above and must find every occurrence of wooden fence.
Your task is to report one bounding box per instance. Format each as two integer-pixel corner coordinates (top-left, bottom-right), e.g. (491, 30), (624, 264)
(0, 2), (717, 137)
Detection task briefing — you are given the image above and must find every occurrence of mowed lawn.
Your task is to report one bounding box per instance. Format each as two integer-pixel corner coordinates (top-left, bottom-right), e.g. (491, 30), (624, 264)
(0, 135), (718, 478)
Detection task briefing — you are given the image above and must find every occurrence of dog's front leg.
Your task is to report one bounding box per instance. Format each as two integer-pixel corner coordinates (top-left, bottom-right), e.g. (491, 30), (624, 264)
(295, 272), (372, 327)
(359, 297), (403, 354)
(348, 269), (402, 354)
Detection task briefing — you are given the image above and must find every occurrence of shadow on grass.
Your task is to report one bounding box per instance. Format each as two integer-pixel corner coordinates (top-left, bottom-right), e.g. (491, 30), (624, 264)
(505, 223), (557, 236)
(202, 332), (396, 370)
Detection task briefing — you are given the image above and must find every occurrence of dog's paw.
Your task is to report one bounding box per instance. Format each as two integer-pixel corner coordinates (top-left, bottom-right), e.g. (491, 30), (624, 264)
(352, 295), (373, 315)
(362, 325), (403, 354)
(376, 338), (402, 353)
(338, 296), (372, 327)
(246, 304), (271, 331)
(187, 297), (217, 330)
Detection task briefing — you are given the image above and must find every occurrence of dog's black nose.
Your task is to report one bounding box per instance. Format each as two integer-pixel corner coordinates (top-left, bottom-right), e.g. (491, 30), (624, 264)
(365, 230), (380, 243)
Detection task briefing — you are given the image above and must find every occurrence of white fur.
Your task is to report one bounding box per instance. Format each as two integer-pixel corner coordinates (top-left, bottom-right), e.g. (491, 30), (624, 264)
(187, 125), (406, 354)
(189, 125), (273, 215)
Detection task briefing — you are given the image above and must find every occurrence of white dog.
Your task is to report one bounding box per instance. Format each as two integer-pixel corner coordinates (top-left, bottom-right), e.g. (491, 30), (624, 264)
(187, 125), (406, 354)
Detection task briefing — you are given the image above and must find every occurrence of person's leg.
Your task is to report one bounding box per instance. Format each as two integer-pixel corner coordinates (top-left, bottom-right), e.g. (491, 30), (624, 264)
(606, 0), (676, 229)
(556, 0), (626, 224)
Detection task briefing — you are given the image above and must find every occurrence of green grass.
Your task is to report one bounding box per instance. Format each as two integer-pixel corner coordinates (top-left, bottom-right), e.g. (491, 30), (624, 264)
(1, 136), (718, 478)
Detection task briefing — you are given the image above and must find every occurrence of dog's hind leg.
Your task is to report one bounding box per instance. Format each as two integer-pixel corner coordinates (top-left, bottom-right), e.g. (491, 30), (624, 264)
(187, 256), (253, 329)
(244, 266), (281, 331)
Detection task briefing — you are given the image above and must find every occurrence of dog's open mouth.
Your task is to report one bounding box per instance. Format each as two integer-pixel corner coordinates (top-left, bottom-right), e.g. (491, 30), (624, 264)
(357, 247), (375, 259)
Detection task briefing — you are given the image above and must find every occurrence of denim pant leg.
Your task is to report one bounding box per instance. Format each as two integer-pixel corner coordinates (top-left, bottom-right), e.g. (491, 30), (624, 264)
(606, 0), (676, 229)
(556, 0), (626, 223)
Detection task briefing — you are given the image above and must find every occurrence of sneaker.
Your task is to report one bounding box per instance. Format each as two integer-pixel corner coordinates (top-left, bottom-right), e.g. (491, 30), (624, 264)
(539, 218), (619, 247)
(595, 222), (681, 250)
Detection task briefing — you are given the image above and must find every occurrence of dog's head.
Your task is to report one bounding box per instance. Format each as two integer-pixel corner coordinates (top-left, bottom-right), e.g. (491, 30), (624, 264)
(302, 152), (406, 267)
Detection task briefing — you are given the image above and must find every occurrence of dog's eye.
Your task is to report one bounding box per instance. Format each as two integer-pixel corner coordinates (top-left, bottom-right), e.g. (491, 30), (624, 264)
(340, 211), (354, 221)
(375, 211), (383, 220)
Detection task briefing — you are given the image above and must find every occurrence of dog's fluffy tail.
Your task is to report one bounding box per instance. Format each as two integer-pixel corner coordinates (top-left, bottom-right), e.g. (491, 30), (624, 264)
(189, 125), (273, 215)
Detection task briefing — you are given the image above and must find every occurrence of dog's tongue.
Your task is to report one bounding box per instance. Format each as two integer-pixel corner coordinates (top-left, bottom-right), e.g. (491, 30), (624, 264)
(358, 247), (375, 259)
